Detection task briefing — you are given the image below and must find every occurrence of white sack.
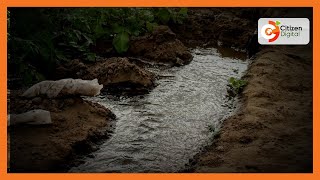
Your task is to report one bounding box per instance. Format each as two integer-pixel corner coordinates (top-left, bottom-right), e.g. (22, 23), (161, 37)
(8, 109), (52, 126)
(22, 78), (103, 98)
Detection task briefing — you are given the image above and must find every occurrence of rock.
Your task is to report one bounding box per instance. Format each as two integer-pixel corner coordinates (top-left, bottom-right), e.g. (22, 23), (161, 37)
(129, 25), (193, 66)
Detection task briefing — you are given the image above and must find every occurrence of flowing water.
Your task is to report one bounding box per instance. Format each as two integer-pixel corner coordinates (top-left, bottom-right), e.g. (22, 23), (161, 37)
(70, 48), (248, 172)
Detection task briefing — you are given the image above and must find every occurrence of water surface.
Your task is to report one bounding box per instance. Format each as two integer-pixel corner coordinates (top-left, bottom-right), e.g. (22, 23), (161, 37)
(70, 48), (248, 172)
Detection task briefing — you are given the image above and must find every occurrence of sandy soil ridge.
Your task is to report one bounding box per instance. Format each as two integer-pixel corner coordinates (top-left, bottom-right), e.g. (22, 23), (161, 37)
(189, 46), (313, 172)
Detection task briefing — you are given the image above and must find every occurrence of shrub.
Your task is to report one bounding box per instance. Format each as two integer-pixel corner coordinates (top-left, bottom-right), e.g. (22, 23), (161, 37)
(8, 8), (189, 86)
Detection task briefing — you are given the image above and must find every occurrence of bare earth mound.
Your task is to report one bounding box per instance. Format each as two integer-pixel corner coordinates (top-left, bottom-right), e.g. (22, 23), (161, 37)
(9, 94), (116, 172)
(190, 45), (313, 172)
(129, 25), (193, 66)
(56, 57), (155, 95)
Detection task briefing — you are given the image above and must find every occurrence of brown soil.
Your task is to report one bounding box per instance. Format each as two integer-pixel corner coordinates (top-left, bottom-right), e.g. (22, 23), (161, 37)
(129, 25), (193, 66)
(8, 8), (313, 173)
(89, 25), (193, 67)
(8, 92), (116, 172)
(169, 8), (257, 49)
(188, 45), (313, 172)
(55, 57), (155, 95)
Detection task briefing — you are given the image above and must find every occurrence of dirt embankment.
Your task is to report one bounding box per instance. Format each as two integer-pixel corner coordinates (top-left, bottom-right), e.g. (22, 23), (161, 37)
(183, 8), (313, 173)
(9, 91), (116, 172)
(55, 26), (193, 95)
(188, 46), (313, 172)
(8, 23), (193, 172)
(9, 8), (313, 173)
(169, 8), (257, 49)
(56, 57), (156, 95)
(129, 25), (193, 66)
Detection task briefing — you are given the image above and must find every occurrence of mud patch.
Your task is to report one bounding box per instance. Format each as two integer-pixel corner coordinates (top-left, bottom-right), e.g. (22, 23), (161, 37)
(8, 91), (116, 172)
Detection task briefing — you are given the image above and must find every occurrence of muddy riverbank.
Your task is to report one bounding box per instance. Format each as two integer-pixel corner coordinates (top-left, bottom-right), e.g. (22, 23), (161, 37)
(8, 22), (192, 172)
(188, 45), (313, 172)
(183, 8), (313, 173)
(8, 8), (313, 173)
(8, 91), (116, 172)
(69, 48), (248, 172)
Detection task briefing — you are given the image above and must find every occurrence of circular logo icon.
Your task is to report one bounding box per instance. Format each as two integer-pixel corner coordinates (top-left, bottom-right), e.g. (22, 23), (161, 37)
(261, 21), (280, 42)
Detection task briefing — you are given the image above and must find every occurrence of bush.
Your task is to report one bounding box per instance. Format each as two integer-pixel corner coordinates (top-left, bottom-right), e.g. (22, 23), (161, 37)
(8, 8), (188, 86)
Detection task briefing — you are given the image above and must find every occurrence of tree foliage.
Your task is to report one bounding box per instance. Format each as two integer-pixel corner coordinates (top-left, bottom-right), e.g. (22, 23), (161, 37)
(8, 8), (188, 86)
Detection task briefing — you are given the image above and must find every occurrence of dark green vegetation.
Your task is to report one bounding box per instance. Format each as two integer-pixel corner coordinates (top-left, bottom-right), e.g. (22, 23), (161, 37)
(8, 8), (188, 86)
(226, 77), (247, 99)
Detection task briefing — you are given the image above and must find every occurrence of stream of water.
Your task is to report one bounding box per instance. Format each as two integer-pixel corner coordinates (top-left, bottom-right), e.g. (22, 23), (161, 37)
(70, 48), (248, 172)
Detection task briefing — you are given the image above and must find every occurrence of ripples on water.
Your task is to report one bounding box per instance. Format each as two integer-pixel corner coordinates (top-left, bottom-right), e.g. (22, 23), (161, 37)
(70, 48), (248, 172)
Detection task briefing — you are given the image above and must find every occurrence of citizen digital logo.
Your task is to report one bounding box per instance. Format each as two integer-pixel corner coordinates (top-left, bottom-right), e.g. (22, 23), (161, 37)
(280, 25), (303, 31)
(258, 18), (310, 45)
(280, 25), (303, 38)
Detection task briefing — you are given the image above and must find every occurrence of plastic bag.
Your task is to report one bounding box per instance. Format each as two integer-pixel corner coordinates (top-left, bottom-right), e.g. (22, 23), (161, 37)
(8, 109), (52, 126)
(22, 78), (103, 98)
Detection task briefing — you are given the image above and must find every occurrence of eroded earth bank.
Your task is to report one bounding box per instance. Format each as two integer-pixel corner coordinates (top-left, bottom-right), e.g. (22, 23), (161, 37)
(8, 8), (313, 172)
(188, 45), (313, 173)
(181, 8), (313, 173)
